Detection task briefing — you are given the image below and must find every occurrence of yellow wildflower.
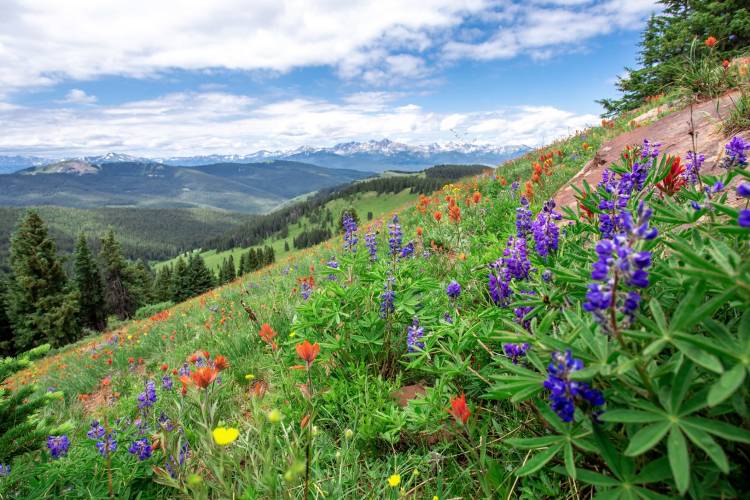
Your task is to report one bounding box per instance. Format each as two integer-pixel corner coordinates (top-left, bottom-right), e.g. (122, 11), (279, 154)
(267, 409), (283, 424)
(388, 474), (401, 487)
(212, 427), (239, 446)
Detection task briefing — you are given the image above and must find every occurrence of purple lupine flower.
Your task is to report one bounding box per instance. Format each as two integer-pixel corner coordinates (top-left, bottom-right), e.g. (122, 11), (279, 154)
(138, 380), (157, 409)
(162, 375), (173, 390)
(597, 169), (617, 193)
(158, 413), (175, 432)
(543, 350), (605, 422)
(342, 213), (358, 251)
(723, 136), (749, 169)
(516, 197), (532, 237)
(511, 181), (519, 192)
(96, 434), (117, 457)
(87, 420), (106, 440)
(388, 214), (402, 256)
(326, 257), (339, 280)
(178, 363), (190, 377)
(503, 343), (529, 364)
(531, 200), (562, 258)
(739, 210), (750, 228)
(365, 232), (378, 262)
(301, 280), (313, 300)
(711, 181), (724, 193)
(443, 312), (453, 324)
(641, 139), (661, 159)
(514, 305), (534, 331)
(690, 200), (703, 211)
(406, 317), (425, 352)
(128, 438), (153, 461)
(399, 241), (414, 258)
(379, 275), (395, 318)
(682, 151), (705, 185)
(737, 183), (750, 198)
(488, 235), (531, 306)
(541, 269), (553, 282)
(47, 435), (70, 459)
(0, 464), (10, 477)
(446, 280), (461, 299)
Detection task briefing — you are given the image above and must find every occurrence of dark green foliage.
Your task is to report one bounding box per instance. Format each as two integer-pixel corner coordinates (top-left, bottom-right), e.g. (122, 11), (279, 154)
(293, 227), (332, 250)
(170, 257), (190, 302)
(126, 259), (155, 309)
(0, 344), (55, 464)
(6, 211), (80, 351)
(153, 264), (174, 303)
(73, 234), (106, 332)
(284, 241), (290, 252)
(100, 230), (136, 320)
(367, 211), (373, 221)
(219, 256), (236, 284)
(599, 0), (750, 116)
(186, 254), (215, 297)
(0, 277), (13, 356)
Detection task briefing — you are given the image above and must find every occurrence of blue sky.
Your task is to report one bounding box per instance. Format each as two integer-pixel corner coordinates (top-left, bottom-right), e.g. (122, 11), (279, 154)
(0, 0), (658, 157)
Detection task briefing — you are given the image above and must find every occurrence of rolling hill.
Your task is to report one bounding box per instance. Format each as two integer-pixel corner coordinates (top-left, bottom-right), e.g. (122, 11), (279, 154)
(0, 160), (372, 213)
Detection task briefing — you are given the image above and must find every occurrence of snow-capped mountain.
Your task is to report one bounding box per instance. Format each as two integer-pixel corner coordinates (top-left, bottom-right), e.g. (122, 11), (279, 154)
(0, 139), (529, 174)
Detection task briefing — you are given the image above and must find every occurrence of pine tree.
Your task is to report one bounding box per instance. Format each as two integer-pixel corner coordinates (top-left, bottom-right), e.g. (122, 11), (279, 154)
(171, 257), (190, 302)
(73, 234), (107, 332)
(284, 241), (290, 252)
(126, 260), (155, 309)
(247, 249), (259, 272)
(100, 230), (136, 320)
(0, 344), (58, 464)
(186, 254), (214, 296)
(226, 255), (236, 282)
(238, 253), (248, 275)
(153, 265), (173, 303)
(7, 211), (80, 351)
(0, 277), (14, 356)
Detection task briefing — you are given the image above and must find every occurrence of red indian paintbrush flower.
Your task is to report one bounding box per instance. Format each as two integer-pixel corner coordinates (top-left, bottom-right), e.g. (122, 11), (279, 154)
(448, 393), (471, 424)
(296, 340), (320, 366)
(433, 210), (442, 222)
(655, 156), (686, 196)
(189, 366), (219, 389)
(705, 36), (717, 47)
(213, 355), (229, 371)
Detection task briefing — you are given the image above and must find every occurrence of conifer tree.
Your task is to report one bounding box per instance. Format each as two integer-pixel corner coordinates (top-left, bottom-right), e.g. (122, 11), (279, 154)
(284, 241), (290, 252)
(100, 230), (136, 320)
(126, 259), (155, 308)
(238, 253), (248, 276)
(7, 211), (80, 351)
(171, 257), (190, 302)
(186, 254), (214, 296)
(153, 265), (173, 302)
(247, 249), (259, 272)
(0, 344), (59, 465)
(226, 255), (236, 282)
(73, 233), (107, 331)
(0, 277), (14, 356)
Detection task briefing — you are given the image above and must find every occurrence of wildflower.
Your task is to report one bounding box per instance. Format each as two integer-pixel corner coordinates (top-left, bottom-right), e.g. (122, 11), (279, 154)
(388, 474), (401, 487)
(705, 36), (717, 47)
(515, 197), (532, 237)
(365, 232), (378, 261)
(682, 151), (704, 185)
(128, 438), (153, 460)
(541, 269), (553, 282)
(446, 280), (461, 299)
(96, 434), (118, 457)
(503, 343), (530, 364)
(655, 156), (686, 195)
(162, 375), (173, 390)
(488, 235), (531, 306)
(511, 180), (520, 191)
(189, 366), (219, 389)
(472, 191), (482, 204)
(406, 317), (425, 352)
(47, 435), (70, 459)
(738, 183), (750, 198)
(448, 204), (461, 223)
(723, 136), (749, 168)
(531, 200), (561, 258)
(380, 275), (396, 318)
(433, 210), (443, 222)
(158, 412), (174, 431)
(212, 427), (240, 446)
(723, 59), (730, 70)
(543, 350), (604, 422)
(388, 214), (402, 255)
(342, 212), (358, 252)
(213, 355), (229, 371)
(137, 380), (157, 409)
(0, 464), (9, 477)
(267, 409), (283, 424)
(296, 340), (320, 366)
(160, 363), (169, 372)
(443, 312), (453, 324)
(416, 226), (423, 237)
(448, 393), (470, 424)
(399, 241), (415, 258)
(344, 428), (354, 439)
(739, 210), (750, 228)
(178, 362), (190, 377)
(259, 323), (277, 349)
(244, 373), (255, 381)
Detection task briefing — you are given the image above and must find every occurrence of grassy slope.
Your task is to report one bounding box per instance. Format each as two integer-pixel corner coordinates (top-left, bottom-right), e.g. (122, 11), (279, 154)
(157, 188), (419, 272)
(2, 98), (685, 498)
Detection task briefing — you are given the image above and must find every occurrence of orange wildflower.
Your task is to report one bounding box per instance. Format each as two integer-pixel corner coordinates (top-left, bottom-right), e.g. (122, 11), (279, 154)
(433, 211), (443, 222)
(448, 393), (471, 424)
(416, 226), (423, 237)
(472, 191), (481, 204)
(296, 340), (320, 366)
(189, 366), (219, 389)
(213, 355), (229, 371)
(449, 204), (461, 223)
(705, 36), (717, 47)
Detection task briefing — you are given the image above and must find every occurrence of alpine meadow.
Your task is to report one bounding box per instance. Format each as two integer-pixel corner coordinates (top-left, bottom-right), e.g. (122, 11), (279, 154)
(1, 1), (750, 499)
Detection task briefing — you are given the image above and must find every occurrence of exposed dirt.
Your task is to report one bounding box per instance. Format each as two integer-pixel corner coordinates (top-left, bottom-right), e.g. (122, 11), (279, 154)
(555, 91), (750, 209)
(391, 383), (426, 407)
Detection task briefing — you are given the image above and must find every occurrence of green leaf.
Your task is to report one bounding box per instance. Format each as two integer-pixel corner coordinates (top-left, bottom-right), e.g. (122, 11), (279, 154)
(624, 421), (671, 457)
(680, 422), (729, 473)
(564, 442), (576, 480)
(649, 300), (668, 335)
(515, 443), (563, 476)
(505, 435), (563, 449)
(707, 364), (746, 407)
(598, 410), (664, 424)
(670, 360), (694, 412)
(569, 468), (621, 487)
(634, 457), (672, 484)
(682, 417), (750, 444)
(667, 427), (690, 495)
(673, 340), (723, 374)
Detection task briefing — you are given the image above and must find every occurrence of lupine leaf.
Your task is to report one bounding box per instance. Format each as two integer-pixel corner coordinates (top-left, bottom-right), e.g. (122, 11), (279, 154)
(667, 427), (690, 494)
(624, 421), (671, 457)
(682, 417), (750, 443)
(564, 442), (576, 480)
(599, 409), (665, 423)
(680, 422), (728, 473)
(707, 364), (746, 407)
(515, 443), (563, 476)
(505, 435), (563, 449)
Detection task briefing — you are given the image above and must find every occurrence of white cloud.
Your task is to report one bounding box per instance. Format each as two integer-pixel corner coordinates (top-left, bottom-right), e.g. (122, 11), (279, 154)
(0, 0), (658, 95)
(62, 89), (97, 104)
(0, 91), (597, 156)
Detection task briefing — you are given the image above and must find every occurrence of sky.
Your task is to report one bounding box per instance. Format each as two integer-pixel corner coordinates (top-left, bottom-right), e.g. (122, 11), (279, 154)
(0, 0), (660, 157)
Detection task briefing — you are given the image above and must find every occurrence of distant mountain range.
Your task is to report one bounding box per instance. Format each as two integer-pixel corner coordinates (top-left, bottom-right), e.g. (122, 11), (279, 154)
(0, 160), (371, 213)
(0, 139), (529, 173)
